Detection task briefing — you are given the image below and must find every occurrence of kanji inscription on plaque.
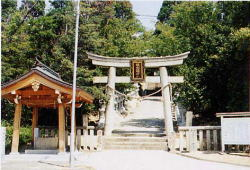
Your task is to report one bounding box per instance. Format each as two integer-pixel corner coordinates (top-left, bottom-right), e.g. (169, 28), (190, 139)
(131, 60), (145, 82)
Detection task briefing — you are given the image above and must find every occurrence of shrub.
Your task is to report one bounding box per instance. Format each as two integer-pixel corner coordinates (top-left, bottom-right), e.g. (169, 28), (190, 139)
(2, 120), (32, 149)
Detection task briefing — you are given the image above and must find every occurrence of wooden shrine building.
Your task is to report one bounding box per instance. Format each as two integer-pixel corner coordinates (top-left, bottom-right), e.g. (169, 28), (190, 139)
(1, 59), (94, 154)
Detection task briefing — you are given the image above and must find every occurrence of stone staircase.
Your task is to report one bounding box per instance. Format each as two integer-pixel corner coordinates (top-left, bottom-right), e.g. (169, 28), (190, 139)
(104, 96), (168, 150)
(112, 130), (166, 137)
(103, 136), (168, 150)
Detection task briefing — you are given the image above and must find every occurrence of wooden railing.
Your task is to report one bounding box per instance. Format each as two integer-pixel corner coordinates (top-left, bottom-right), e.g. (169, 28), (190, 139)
(178, 126), (221, 152)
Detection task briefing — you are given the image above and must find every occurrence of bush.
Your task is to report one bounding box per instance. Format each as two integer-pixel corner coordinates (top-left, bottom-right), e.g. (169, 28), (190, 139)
(19, 127), (32, 146)
(2, 120), (32, 150)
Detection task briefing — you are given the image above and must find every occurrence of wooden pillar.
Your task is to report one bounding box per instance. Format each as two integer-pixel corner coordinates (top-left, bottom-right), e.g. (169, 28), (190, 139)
(32, 107), (38, 143)
(58, 103), (65, 153)
(11, 103), (22, 154)
(104, 66), (116, 136)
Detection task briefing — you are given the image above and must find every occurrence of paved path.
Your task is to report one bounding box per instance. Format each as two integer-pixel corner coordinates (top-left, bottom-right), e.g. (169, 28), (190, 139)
(113, 97), (165, 134)
(2, 151), (250, 170)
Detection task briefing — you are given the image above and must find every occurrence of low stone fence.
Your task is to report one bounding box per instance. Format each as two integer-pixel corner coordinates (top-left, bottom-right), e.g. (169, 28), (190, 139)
(34, 126), (103, 151)
(66, 126), (103, 151)
(178, 126), (221, 152)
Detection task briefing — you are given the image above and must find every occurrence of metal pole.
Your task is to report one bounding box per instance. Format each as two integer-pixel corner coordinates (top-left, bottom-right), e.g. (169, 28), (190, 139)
(70, 0), (80, 167)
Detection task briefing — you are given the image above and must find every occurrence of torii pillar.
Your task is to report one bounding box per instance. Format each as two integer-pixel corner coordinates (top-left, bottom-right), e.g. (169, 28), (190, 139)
(160, 67), (174, 134)
(160, 67), (175, 150)
(104, 67), (116, 135)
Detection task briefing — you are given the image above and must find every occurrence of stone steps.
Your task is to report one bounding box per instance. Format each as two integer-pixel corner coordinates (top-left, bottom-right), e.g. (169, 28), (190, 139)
(25, 149), (58, 154)
(103, 136), (168, 150)
(112, 133), (166, 137)
(112, 129), (166, 137)
(104, 136), (167, 142)
(103, 145), (167, 150)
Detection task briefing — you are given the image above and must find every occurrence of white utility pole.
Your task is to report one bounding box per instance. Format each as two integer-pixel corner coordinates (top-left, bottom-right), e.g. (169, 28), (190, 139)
(70, 0), (80, 167)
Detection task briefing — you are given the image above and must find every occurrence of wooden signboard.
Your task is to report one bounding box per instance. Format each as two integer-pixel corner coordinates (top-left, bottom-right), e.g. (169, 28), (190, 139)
(131, 60), (145, 82)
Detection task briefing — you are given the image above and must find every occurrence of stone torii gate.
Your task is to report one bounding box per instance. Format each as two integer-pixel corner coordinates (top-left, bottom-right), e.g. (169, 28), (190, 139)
(87, 52), (190, 141)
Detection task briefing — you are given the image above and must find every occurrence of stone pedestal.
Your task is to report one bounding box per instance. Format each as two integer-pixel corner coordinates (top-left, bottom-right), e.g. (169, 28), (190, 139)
(186, 111), (193, 126)
(34, 128), (39, 149)
(82, 114), (88, 129)
(32, 107), (38, 144)
(167, 132), (176, 152)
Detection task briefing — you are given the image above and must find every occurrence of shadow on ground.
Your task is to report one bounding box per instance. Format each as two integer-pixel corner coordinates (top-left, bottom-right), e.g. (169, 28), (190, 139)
(142, 98), (162, 102)
(121, 118), (164, 128)
(38, 161), (95, 170)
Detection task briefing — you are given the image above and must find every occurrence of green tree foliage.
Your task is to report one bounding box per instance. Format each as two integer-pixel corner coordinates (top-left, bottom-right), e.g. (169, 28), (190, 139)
(1, 0), (16, 19)
(2, 0), (250, 127)
(217, 2), (250, 28)
(1, 0), (145, 126)
(157, 1), (180, 23)
(155, 1), (250, 118)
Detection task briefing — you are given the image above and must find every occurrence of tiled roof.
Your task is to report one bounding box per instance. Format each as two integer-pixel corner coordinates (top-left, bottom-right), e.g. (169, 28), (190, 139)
(33, 58), (61, 79)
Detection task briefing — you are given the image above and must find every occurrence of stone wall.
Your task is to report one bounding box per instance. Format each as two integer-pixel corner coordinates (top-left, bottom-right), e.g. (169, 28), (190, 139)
(34, 137), (58, 150)
(1, 127), (6, 156)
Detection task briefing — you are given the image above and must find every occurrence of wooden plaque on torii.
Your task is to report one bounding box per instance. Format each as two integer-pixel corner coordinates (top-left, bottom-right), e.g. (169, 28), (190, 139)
(130, 59), (145, 82)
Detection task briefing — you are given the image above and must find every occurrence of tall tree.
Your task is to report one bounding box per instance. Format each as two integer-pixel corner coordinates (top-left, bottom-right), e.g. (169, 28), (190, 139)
(155, 1), (250, 119)
(157, 1), (180, 23)
(1, 0), (146, 125)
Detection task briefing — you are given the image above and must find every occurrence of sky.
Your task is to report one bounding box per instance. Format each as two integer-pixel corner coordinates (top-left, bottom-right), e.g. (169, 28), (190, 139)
(130, 0), (164, 30)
